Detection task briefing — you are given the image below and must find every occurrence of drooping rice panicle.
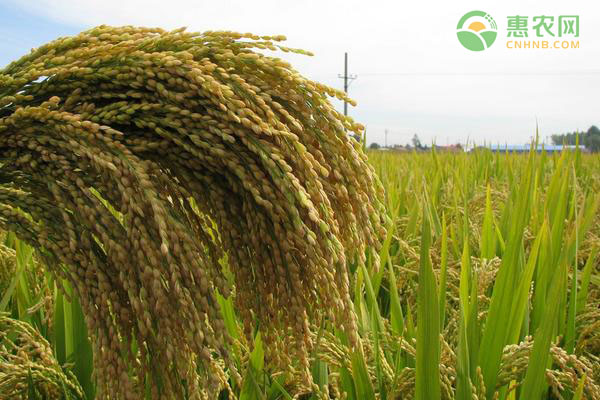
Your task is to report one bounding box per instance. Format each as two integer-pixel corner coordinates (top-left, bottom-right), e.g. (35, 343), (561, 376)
(0, 25), (385, 399)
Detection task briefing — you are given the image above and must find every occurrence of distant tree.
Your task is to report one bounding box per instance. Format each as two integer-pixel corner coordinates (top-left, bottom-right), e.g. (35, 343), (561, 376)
(586, 135), (600, 152)
(585, 125), (600, 152)
(551, 126), (600, 150)
(551, 131), (578, 145)
(551, 134), (565, 145)
(369, 142), (381, 149)
(411, 134), (423, 149)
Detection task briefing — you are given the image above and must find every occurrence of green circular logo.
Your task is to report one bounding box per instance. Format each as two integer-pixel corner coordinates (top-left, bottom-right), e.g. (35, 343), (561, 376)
(457, 11), (497, 51)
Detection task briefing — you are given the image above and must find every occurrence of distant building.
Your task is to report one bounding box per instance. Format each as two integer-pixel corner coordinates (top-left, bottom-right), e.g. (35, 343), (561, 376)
(433, 144), (463, 153)
(475, 144), (588, 153)
(391, 144), (411, 152)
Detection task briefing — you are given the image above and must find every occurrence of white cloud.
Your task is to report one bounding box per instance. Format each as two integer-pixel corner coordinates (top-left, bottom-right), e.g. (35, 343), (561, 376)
(6, 0), (600, 145)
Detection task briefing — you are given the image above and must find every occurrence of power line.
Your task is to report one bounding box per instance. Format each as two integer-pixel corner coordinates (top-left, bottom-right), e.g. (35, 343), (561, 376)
(358, 70), (600, 77)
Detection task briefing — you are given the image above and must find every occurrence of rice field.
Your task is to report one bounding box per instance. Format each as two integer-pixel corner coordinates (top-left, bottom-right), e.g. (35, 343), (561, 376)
(1, 26), (599, 400)
(2, 146), (600, 399)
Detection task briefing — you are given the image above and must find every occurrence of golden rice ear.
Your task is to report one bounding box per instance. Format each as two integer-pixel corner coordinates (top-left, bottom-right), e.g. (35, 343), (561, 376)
(0, 25), (385, 398)
(0, 313), (85, 399)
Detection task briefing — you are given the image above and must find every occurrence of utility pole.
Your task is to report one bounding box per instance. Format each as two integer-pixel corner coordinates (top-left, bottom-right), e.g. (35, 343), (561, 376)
(385, 129), (388, 148)
(338, 52), (357, 117)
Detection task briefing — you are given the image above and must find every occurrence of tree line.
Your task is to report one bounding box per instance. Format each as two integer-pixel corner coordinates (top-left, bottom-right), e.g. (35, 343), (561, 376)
(551, 125), (600, 152)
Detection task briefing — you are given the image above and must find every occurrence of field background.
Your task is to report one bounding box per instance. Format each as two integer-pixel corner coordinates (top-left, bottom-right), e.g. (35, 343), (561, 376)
(2, 147), (600, 399)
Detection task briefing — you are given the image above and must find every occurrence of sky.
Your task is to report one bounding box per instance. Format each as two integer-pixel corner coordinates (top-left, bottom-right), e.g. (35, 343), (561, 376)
(1, 0), (599, 147)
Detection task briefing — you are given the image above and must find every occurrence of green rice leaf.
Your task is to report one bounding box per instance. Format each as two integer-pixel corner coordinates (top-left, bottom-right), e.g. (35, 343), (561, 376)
(415, 208), (440, 400)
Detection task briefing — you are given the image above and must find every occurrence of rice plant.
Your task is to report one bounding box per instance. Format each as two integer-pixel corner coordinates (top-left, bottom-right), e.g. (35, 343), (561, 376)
(1, 26), (599, 400)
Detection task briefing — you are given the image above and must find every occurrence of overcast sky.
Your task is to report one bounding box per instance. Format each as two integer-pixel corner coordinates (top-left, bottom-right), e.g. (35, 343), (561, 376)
(1, 0), (599, 146)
